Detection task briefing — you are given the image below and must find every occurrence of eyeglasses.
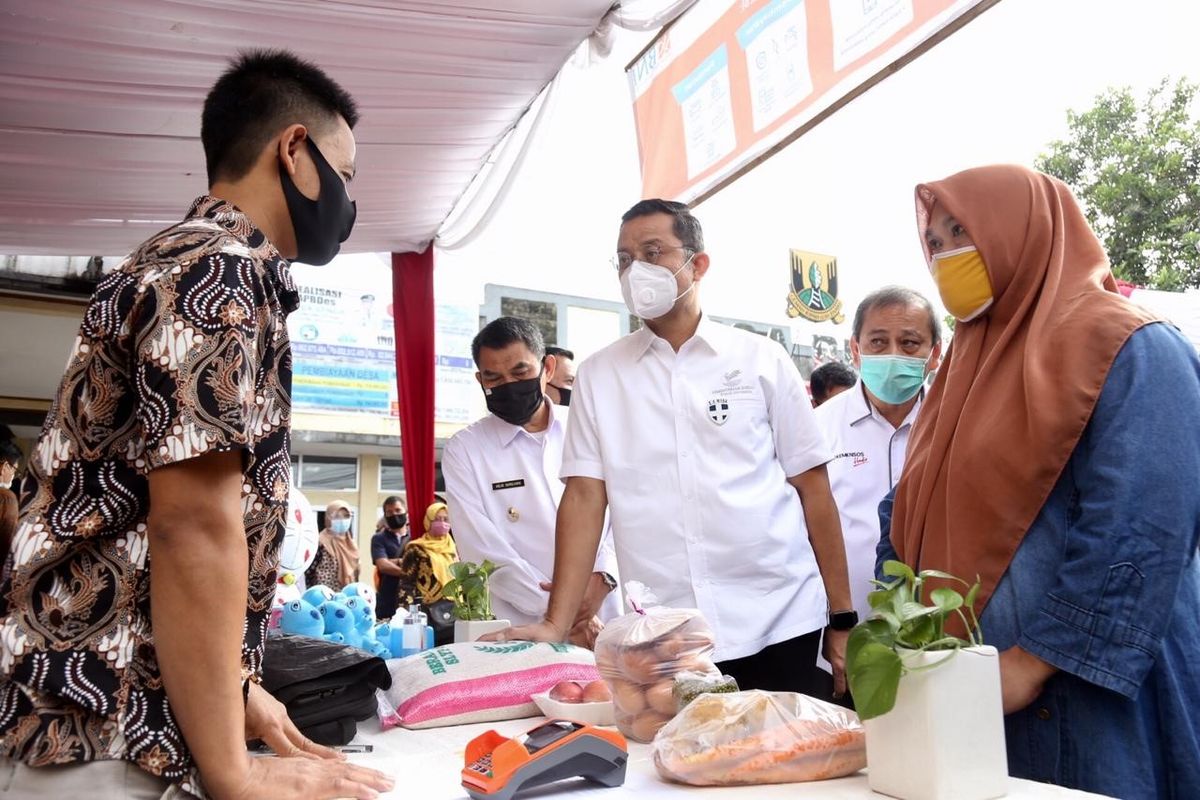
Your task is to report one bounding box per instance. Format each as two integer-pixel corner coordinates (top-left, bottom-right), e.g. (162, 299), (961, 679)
(611, 244), (693, 271)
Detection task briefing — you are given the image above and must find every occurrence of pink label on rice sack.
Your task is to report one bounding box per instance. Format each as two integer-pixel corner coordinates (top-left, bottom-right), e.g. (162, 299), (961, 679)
(398, 663), (600, 726)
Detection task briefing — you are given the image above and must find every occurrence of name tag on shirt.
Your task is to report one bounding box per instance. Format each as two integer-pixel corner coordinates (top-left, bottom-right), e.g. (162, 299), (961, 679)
(492, 479), (525, 491)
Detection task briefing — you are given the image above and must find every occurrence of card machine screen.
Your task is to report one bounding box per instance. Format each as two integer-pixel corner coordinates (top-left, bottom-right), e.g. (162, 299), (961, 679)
(519, 721), (583, 755)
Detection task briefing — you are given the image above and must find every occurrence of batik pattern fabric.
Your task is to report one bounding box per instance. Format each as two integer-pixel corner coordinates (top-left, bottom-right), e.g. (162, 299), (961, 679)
(304, 546), (343, 592)
(0, 196), (297, 797)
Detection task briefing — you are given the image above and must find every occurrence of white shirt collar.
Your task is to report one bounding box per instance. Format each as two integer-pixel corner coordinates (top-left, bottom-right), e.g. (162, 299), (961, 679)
(632, 313), (724, 360)
(489, 396), (560, 447)
(849, 381), (924, 428)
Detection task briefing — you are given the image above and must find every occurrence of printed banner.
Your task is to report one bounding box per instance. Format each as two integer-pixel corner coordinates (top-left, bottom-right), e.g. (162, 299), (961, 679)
(628, 0), (993, 201)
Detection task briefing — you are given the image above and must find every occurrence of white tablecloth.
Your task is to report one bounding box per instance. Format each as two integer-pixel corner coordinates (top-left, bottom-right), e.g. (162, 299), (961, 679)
(348, 716), (1110, 800)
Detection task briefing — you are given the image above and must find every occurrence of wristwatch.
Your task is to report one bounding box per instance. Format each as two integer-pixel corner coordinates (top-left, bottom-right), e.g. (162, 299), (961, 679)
(828, 609), (859, 631)
(598, 572), (618, 592)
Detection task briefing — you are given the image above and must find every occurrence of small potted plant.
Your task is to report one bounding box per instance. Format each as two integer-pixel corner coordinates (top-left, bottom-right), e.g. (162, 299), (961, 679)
(442, 560), (510, 642)
(846, 560), (1007, 800)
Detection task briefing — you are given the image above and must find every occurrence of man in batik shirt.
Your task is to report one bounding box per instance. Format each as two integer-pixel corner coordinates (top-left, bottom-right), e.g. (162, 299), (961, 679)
(0, 51), (391, 800)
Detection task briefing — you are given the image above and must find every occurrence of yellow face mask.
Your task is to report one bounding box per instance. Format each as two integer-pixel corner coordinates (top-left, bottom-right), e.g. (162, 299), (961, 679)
(931, 246), (994, 322)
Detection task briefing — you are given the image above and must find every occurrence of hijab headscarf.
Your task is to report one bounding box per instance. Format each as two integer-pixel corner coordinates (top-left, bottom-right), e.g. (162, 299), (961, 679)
(892, 164), (1159, 618)
(407, 502), (457, 589)
(318, 499), (360, 588)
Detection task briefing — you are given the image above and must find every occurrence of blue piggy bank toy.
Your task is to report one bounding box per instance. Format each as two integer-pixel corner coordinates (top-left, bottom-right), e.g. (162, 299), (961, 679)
(303, 585), (335, 607)
(340, 583), (377, 615)
(342, 596), (375, 636)
(319, 599), (361, 648)
(279, 599), (324, 638)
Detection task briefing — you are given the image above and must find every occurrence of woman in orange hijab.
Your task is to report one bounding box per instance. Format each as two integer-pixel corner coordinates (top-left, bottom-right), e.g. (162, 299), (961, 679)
(879, 165), (1200, 797)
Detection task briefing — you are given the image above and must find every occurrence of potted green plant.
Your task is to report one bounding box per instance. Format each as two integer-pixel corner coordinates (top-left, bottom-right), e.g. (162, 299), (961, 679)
(846, 560), (1007, 800)
(442, 560), (509, 642)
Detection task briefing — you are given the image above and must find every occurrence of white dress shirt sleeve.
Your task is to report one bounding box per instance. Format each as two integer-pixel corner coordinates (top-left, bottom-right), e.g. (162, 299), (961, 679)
(441, 438), (554, 619)
(766, 346), (834, 478)
(560, 360), (605, 481)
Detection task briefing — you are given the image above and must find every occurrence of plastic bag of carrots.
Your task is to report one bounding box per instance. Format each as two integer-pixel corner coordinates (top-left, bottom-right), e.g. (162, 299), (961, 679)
(652, 690), (867, 786)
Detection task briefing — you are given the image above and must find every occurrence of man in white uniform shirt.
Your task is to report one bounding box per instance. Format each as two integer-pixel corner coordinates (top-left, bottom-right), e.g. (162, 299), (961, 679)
(442, 317), (620, 646)
(490, 200), (855, 696)
(814, 287), (942, 623)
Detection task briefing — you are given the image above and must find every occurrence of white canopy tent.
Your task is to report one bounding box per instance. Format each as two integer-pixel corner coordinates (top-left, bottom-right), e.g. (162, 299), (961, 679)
(0, 0), (646, 257)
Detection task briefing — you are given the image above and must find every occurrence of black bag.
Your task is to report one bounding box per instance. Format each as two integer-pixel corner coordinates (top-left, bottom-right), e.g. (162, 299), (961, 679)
(423, 598), (455, 646)
(260, 634), (392, 746)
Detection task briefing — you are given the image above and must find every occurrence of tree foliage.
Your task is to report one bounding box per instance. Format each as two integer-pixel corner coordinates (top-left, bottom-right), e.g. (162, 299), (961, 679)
(1036, 78), (1200, 290)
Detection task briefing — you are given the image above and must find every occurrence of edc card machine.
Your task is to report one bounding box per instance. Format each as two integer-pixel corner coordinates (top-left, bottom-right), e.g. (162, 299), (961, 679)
(461, 719), (629, 800)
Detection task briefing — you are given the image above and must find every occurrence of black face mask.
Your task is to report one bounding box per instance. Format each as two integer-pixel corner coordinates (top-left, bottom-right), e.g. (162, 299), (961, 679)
(385, 513), (408, 531)
(279, 137), (357, 266)
(551, 385), (572, 406)
(485, 372), (545, 427)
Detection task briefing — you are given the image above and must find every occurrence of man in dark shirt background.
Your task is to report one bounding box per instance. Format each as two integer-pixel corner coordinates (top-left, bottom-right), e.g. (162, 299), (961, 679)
(372, 494), (411, 619)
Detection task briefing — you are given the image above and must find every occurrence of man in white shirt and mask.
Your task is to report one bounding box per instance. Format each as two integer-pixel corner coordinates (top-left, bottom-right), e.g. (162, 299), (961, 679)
(488, 200), (855, 697)
(442, 317), (620, 646)
(814, 286), (942, 622)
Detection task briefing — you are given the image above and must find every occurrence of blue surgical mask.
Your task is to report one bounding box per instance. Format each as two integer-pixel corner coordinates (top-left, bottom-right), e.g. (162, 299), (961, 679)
(330, 517), (352, 535)
(858, 354), (929, 405)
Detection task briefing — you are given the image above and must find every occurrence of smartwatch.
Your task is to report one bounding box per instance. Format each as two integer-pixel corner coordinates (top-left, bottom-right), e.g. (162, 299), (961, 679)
(828, 609), (859, 631)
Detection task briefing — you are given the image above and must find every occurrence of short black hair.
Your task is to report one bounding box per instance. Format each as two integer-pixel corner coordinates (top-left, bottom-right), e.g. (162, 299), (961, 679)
(621, 199), (704, 252)
(383, 495), (405, 509)
(201, 49), (359, 184)
(810, 362), (858, 405)
(472, 316), (545, 366)
(545, 345), (575, 361)
(0, 439), (20, 467)
(852, 286), (941, 347)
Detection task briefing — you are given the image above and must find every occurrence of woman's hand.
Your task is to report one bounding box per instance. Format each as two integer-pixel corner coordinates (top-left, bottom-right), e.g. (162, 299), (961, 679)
(999, 646), (1057, 714)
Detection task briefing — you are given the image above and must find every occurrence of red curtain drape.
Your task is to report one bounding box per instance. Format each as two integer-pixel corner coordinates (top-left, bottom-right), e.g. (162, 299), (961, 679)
(391, 248), (435, 539)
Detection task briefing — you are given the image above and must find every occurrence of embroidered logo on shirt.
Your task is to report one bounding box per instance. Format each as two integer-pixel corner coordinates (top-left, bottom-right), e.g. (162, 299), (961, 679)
(707, 398), (730, 425)
(492, 479), (525, 491)
(833, 451), (868, 467)
(723, 369), (742, 387)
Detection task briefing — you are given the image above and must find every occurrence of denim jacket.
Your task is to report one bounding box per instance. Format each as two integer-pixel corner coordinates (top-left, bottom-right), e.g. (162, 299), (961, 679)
(877, 322), (1200, 799)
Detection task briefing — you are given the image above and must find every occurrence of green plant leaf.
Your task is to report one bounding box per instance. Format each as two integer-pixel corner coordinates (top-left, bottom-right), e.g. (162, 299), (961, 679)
(882, 560), (915, 582)
(900, 614), (938, 648)
(846, 640), (903, 720)
(873, 609), (901, 633)
(918, 569), (967, 585)
(449, 562), (470, 582)
(898, 601), (939, 622)
(867, 589), (893, 610)
(965, 581), (980, 611)
(930, 587), (964, 613)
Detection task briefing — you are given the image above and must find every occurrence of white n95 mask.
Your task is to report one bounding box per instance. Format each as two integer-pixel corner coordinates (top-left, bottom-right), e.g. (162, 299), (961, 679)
(619, 256), (695, 320)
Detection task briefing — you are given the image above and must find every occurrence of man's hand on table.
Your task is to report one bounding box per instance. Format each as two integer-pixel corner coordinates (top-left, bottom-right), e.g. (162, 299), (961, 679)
(479, 619), (566, 644)
(211, 682), (395, 800)
(213, 753), (396, 800)
(538, 572), (611, 649)
(245, 681), (342, 761)
(568, 615), (604, 649)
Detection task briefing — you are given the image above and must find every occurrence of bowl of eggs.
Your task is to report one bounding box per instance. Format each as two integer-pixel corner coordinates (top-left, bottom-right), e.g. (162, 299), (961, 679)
(531, 679), (616, 726)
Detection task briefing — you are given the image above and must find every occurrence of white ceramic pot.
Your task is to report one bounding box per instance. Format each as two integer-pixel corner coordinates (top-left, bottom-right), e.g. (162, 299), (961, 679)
(864, 645), (1008, 800)
(453, 618), (511, 643)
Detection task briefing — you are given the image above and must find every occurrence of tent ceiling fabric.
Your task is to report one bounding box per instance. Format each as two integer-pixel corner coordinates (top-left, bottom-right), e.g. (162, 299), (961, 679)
(0, 0), (615, 256)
